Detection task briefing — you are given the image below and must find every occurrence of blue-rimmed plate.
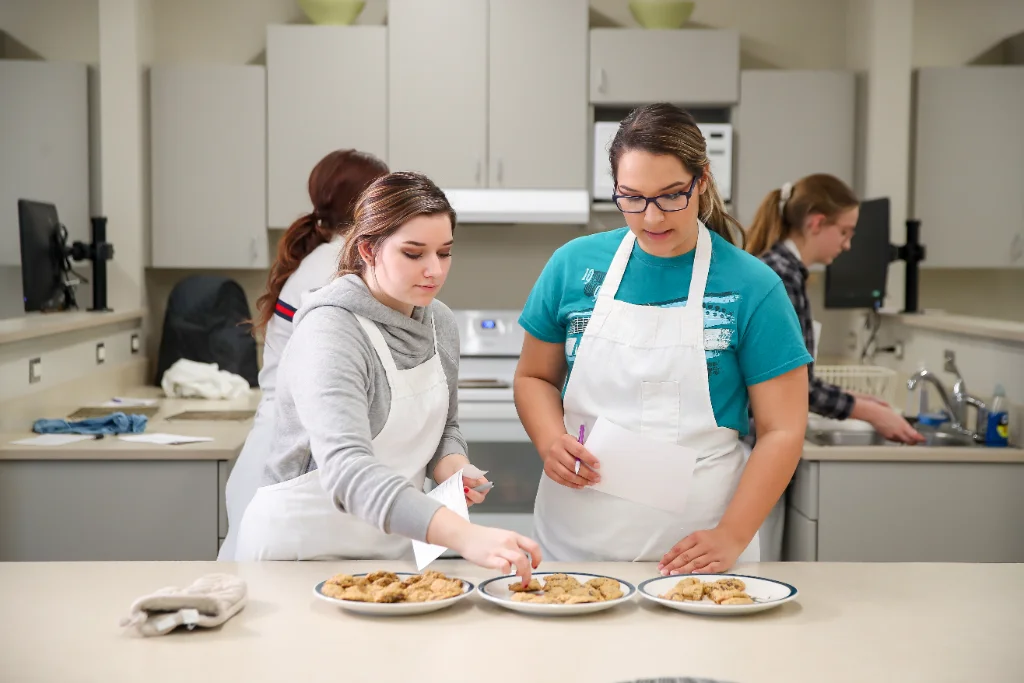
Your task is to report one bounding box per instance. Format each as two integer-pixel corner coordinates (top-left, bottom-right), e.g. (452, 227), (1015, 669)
(313, 572), (474, 616)
(477, 572), (635, 616)
(639, 574), (798, 615)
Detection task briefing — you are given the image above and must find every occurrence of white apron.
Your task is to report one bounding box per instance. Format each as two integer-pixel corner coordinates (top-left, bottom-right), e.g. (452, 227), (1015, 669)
(234, 314), (448, 561)
(218, 401), (276, 560)
(534, 223), (761, 563)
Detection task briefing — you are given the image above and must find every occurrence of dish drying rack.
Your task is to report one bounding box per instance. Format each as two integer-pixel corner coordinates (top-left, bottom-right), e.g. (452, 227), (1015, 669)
(815, 365), (898, 406)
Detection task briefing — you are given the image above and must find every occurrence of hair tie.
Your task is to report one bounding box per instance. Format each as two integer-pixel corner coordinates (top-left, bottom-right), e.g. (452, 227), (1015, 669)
(778, 182), (793, 216)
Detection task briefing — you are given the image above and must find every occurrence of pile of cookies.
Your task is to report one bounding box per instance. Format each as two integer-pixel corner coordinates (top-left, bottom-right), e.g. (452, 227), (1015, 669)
(509, 573), (624, 605)
(659, 576), (754, 605)
(322, 570), (464, 604)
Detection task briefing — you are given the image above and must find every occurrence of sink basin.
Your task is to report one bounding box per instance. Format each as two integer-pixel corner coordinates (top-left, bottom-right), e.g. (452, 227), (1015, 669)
(807, 428), (981, 448)
(806, 430), (894, 447)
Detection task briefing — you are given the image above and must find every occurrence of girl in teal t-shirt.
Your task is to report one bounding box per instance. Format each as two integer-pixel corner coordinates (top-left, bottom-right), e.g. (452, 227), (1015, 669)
(515, 103), (812, 572)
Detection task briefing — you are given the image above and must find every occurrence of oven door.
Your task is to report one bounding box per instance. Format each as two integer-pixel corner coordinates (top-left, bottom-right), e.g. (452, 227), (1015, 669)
(456, 401), (540, 538)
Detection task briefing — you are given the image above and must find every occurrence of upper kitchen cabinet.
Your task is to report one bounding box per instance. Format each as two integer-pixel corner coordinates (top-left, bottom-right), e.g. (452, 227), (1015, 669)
(0, 61), (89, 267)
(914, 66), (1024, 268)
(589, 29), (739, 106)
(388, 0), (487, 188)
(489, 0), (588, 189)
(387, 0), (588, 191)
(733, 70), (855, 227)
(267, 25), (387, 228)
(150, 65), (268, 269)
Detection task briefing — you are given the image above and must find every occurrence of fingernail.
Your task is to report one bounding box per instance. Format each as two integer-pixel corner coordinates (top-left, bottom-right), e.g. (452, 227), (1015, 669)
(670, 570), (680, 576)
(660, 568), (668, 576)
(464, 487), (469, 494)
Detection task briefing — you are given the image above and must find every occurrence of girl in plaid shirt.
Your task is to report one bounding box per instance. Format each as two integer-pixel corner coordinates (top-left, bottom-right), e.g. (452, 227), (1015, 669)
(747, 174), (922, 444)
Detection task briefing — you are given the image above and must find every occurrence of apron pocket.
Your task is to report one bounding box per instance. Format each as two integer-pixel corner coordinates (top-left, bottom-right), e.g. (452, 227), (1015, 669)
(641, 381), (680, 442)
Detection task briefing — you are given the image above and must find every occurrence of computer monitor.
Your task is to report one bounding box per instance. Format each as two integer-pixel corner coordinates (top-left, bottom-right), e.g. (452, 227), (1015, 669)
(824, 197), (891, 310)
(18, 199), (71, 312)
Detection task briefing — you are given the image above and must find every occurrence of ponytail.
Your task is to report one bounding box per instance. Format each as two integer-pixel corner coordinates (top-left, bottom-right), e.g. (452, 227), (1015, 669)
(745, 174), (859, 257)
(745, 188), (788, 256)
(252, 213), (335, 336)
(699, 171), (745, 248)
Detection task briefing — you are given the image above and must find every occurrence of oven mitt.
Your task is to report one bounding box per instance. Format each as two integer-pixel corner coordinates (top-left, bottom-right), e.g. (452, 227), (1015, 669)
(120, 574), (247, 637)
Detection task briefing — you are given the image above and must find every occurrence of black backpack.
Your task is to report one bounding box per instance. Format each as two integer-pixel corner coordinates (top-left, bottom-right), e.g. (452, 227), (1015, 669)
(154, 275), (259, 387)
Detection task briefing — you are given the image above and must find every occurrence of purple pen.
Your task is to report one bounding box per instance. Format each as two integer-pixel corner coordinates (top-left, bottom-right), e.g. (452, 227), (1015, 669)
(575, 424), (584, 475)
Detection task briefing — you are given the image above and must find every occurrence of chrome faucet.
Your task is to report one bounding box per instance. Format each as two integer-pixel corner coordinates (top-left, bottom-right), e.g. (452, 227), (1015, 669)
(906, 350), (987, 441)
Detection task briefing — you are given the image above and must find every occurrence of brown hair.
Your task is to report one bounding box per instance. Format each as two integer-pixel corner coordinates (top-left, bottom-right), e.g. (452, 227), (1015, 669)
(745, 173), (859, 257)
(609, 102), (744, 247)
(252, 149), (388, 335)
(338, 171), (457, 277)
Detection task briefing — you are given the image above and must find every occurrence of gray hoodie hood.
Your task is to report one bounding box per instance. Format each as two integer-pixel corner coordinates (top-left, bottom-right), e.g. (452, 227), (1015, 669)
(294, 274), (437, 365)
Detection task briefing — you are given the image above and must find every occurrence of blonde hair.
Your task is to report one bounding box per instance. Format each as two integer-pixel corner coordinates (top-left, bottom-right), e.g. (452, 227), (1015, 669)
(338, 171), (456, 276)
(609, 103), (744, 247)
(745, 173), (859, 256)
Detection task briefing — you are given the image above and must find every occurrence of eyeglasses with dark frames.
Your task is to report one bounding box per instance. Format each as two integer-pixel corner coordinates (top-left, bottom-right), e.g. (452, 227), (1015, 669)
(612, 174), (701, 213)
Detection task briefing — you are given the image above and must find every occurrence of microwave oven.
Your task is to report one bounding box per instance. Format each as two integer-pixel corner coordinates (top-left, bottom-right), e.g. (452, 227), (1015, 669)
(593, 121), (733, 204)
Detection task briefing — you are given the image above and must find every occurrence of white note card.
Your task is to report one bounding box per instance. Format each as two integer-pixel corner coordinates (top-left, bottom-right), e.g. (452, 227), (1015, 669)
(101, 397), (159, 407)
(119, 434), (215, 445)
(412, 468), (469, 571)
(10, 434), (94, 447)
(586, 416), (697, 515)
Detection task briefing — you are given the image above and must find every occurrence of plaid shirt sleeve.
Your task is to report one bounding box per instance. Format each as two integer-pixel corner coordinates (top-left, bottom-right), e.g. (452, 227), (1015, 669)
(761, 246), (855, 420)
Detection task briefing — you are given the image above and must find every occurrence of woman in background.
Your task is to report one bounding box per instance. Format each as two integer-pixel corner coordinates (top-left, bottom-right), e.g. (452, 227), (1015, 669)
(219, 149), (388, 560)
(235, 172), (539, 583)
(746, 174), (923, 445)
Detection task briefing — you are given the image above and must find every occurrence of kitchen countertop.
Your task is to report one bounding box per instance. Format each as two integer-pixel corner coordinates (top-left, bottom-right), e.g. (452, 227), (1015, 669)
(801, 440), (1024, 463)
(0, 386), (260, 461)
(0, 308), (145, 345)
(0, 560), (1019, 682)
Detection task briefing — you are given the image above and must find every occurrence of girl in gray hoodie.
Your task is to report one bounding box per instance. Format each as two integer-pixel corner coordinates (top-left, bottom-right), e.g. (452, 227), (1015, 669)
(235, 172), (540, 584)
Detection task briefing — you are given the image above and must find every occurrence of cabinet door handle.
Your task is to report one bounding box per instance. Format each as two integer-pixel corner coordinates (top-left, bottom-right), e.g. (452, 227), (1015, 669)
(475, 160), (482, 186)
(496, 160), (503, 185)
(250, 237), (258, 264)
(598, 67), (607, 94)
(1012, 233), (1023, 263)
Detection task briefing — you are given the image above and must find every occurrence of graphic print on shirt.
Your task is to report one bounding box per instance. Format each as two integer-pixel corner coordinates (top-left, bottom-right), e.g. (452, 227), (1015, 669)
(565, 269), (741, 378)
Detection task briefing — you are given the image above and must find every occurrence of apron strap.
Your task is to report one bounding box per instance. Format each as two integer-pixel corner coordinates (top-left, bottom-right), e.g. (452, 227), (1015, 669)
(353, 314), (400, 383)
(596, 230), (636, 302)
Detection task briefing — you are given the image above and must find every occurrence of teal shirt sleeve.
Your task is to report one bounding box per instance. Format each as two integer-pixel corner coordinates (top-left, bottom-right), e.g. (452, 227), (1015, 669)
(738, 281), (813, 386)
(519, 248), (567, 343)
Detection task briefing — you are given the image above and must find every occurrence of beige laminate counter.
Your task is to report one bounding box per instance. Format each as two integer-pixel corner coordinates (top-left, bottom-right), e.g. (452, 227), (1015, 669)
(801, 440), (1024, 463)
(0, 308), (145, 345)
(0, 386), (260, 461)
(0, 560), (1020, 683)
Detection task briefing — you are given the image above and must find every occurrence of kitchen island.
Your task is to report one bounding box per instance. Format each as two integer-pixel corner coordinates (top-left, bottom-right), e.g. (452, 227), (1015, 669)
(0, 560), (1019, 683)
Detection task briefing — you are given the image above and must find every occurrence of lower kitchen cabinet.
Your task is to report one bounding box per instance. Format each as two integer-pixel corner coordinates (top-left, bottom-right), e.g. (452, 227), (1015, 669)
(782, 458), (1024, 562)
(0, 460), (226, 561)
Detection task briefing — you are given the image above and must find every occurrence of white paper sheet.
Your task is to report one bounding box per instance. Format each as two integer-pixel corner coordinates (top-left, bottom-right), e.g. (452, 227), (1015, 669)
(101, 397), (159, 407)
(10, 434), (95, 446)
(118, 434), (215, 445)
(412, 468), (470, 570)
(585, 416), (697, 515)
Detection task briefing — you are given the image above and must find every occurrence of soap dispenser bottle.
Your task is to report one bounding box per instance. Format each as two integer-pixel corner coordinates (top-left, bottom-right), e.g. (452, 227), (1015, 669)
(985, 384), (1010, 447)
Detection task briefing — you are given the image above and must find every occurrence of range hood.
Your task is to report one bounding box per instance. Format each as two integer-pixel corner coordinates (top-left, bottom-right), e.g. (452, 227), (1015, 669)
(441, 188), (591, 224)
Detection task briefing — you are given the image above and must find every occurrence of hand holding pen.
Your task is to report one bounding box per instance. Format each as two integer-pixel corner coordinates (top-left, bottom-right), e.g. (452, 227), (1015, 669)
(542, 424), (600, 490)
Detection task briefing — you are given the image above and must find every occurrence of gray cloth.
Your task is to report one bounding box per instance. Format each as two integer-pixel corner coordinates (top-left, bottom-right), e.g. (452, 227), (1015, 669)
(263, 274), (467, 543)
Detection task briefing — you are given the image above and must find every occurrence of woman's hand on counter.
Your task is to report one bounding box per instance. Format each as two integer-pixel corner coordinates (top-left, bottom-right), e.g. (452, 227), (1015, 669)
(433, 453), (490, 506)
(657, 526), (747, 576)
(542, 433), (600, 489)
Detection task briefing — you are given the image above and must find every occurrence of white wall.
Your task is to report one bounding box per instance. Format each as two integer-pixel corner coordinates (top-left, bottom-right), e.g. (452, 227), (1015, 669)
(914, 0), (1024, 66)
(0, 0), (98, 62)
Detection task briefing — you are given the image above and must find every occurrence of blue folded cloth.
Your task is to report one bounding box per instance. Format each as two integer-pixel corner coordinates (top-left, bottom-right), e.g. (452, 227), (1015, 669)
(33, 412), (148, 435)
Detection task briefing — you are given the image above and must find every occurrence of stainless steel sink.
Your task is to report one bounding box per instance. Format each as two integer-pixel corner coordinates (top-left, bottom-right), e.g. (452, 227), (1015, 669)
(807, 428), (981, 448)
(806, 430), (893, 447)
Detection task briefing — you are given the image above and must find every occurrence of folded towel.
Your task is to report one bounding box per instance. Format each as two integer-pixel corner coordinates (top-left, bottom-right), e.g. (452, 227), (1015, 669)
(120, 574), (247, 637)
(161, 359), (250, 400)
(33, 412), (147, 435)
